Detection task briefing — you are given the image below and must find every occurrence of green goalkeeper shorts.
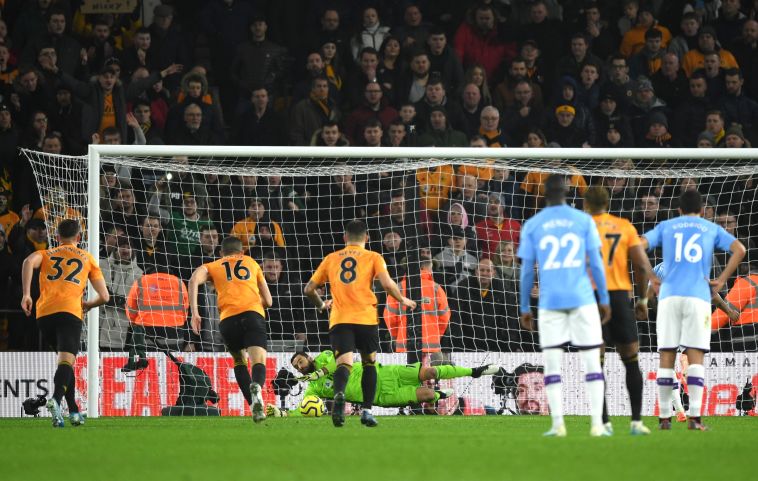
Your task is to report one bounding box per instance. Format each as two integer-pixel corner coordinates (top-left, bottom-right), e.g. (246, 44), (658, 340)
(376, 363), (424, 407)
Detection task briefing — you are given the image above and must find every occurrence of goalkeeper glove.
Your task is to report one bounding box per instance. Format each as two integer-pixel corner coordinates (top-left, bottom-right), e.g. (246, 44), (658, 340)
(266, 404), (287, 417)
(297, 369), (326, 382)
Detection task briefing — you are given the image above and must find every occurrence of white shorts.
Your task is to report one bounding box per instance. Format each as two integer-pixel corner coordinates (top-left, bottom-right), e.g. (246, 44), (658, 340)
(656, 296), (712, 352)
(537, 304), (603, 349)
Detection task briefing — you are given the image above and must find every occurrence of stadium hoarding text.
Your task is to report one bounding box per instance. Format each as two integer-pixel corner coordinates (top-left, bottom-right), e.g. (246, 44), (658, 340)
(1, 352), (756, 417)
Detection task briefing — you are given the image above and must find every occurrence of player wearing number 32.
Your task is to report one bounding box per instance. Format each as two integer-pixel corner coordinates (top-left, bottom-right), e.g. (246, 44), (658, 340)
(21, 220), (110, 428)
(189, 236), (273, 423)
(642, 189), (745, 431)
(517, 175), (611, 438)
(304, 220), (416, 428)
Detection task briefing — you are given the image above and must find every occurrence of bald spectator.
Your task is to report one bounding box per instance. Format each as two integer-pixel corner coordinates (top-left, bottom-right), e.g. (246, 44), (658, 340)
(166, 103), (224, 145)
(650, 52), (688, 109)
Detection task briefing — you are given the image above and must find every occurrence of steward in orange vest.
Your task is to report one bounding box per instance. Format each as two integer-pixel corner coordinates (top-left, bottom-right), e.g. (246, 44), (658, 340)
(384, 264), (450, 353)
(712, 267), (758, 351)
(123, 268), (189, 371)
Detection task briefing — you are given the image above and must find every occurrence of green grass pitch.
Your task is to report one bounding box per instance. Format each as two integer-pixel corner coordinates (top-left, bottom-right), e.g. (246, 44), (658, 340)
(3, 416), (755, 481)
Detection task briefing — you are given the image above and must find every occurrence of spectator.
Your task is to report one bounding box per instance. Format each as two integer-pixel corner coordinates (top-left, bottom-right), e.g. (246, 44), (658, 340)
(576, 61), (602, 111)
(673, 72), (712, 147)
(231, 15), (289, 103)
(617, 0), (639, 36)
(715, 0), (747, 50)
(377, 35), (402, 105)
(262, 252), (306, 346)
(292, 50), (334, 104)
(413, 77), (465, 133)
(627, 76), (669, 142)
(475, 193), (521, 258)
(731, 20), (758, 98)
(552, 76), (595, 142)
(520, 1), (563, 68)
(394, 4), (431, 50)
(705, 110), (727, 146)
(231, 197), (286, 253)
(13, 68), (52, 128)
(632, 192), (666, 234)
(128, 100), (163, 145)
(0, 44), (18, 88)
(387, 118), (407, 147)
(711, 263), (758, 352)
(321, 39), (346, 96)
(462, 64), (493, 108)
(445, 201), (479, 254)
(426, 26), (463, 96)
(487, 166), (524, 221)
(233, 87), (286, 146)
(603, 160), (637, 219)
(668, 12), (701, 61)
(453, 258), (515, 351)
(629, 28), (665, 79)
(545, 104), (590, 148)
(454, 3), (514, 79)
(311, 120), (349, 147)
(21, 8), (81, 76)
(99, 237), (143, 350)
(555, 32), (603, 81)
(165, 103), (219, 146)
(593, 90), (634, 147)
(723, 123), (752, 148)
(518, 39), (547, 90)
(103, 183), (142, 240)
(638, 111), (676, 148)
(127, 67), (173, 131)
(478, 106), (508, 147)
(397, 50), (431, 105)
(134, 215), (175, 275)
(380, 230), (405, 280)
(580, 1), (620, 61)
(305, 9), (350, 64)
(503, 79), (545, 146)
(650, 52), (688, 110)
(167, 191), (215, 259)
(459, 83), (484, 139)
(682, 26), (739, 78)
(181, 224), (220, 282)
(120, 27), (155, 80)
(494, 57), (544, 114)
(344, 80), (398, 145)
(716, 210), (757, 271)
(289, 77), (340, 146)
(350, 6), (391, 62)
(0, 189), (19, 235)
(720, 68), (758, 143)
(433, 225), (478, 292)
(619, 5), (671, 58)
(697, 130), (716, 148)
(521, 160), (588, 215)
(416, 107), (467, 147)
(606, 54), (635, 112)
(147, 4), (191, 91)
(492, 240), (520, 283)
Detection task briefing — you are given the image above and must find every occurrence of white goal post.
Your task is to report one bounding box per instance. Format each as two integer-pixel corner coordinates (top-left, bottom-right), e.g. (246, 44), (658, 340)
(25, 145), (758, 417)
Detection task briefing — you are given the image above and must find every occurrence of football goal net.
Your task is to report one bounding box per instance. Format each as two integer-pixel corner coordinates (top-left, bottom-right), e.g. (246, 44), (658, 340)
(20, 145), (758, 418)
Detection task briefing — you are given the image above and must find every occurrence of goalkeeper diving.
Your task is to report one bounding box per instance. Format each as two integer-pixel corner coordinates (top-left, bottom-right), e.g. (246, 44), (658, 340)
(266, 350), (499, 416)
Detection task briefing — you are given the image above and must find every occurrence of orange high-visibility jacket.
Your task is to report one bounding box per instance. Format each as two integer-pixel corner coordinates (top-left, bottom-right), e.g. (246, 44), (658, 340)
(126, 272), (189, 327)
(712, 274), (758, 330)
(383, 270), (450, 352)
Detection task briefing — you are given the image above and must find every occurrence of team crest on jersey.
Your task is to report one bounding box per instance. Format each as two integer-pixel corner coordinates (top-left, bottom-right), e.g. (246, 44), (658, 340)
(325, 380), (332, 388)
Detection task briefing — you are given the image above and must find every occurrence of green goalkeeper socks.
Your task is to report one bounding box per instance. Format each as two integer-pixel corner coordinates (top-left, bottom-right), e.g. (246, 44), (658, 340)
(434, 365), (472, 379)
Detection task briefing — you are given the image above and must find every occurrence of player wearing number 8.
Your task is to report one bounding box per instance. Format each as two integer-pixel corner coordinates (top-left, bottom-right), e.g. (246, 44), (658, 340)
(21, 219), (110, 427)
(642, 189), (746, 431)
(304, 220), (416, 428)
(517, 175), (611, 437)
(189, 236), (273, 423)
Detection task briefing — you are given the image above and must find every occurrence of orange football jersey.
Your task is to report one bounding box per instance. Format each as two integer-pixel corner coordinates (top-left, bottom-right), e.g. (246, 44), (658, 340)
(204, 254), (266, 320)
(37, 245), (103, 319)
(593, 213), (640, 292)
(311, 245), (387, 327)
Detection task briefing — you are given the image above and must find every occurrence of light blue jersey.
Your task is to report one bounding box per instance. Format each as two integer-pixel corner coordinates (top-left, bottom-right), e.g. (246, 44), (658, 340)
(644, 216), (735, 302)
(518, 204), (609, 312)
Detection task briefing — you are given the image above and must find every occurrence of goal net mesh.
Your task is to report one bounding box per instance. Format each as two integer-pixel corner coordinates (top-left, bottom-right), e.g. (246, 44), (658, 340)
(21, 148), (758, 417)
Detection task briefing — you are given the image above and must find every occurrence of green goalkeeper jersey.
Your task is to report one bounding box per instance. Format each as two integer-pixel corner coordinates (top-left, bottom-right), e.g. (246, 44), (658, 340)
(305, 360), (366, 402)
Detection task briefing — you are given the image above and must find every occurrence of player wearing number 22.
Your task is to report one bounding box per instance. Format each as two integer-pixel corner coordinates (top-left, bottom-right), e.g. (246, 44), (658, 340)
(304, 220), (416, 428)
(642, 189), (745, 431)
(189, 236), (273, 423)
(517, 175), (611, 438)
(21, 220), (110, 428)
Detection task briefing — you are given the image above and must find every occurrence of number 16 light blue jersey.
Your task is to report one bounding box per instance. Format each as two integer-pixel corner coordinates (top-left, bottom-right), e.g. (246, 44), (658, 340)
(643, 216), (735, 302)
(518, 204), (609, 311)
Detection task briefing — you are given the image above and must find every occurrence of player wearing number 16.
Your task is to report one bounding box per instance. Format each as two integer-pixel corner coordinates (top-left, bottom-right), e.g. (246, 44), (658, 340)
(642, 190), (745, 431)
(21, 219), (110, 428)
(304, 220), (416, 428)
(517, 175), (611, 438)
(189, 236), (273, 423)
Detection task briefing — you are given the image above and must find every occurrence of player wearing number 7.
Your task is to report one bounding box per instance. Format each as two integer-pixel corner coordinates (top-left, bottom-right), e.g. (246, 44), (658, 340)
(304, 220), (416, 428)
(642, 189), (745, 431)
(518, 175), (611, 437)
(21, 219), (110, 428)
(189, 236), (273, 423)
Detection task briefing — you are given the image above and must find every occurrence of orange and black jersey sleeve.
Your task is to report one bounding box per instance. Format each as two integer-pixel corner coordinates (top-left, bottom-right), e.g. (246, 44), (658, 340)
(204, 254), (266, 320)
(311, 245), (388, 327)
(37, 246), (103, 319)
(593, 213), (640, 292)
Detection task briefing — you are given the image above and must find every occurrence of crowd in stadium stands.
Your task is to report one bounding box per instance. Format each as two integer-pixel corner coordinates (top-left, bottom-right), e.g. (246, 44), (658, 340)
(1, 0), (757, 354)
